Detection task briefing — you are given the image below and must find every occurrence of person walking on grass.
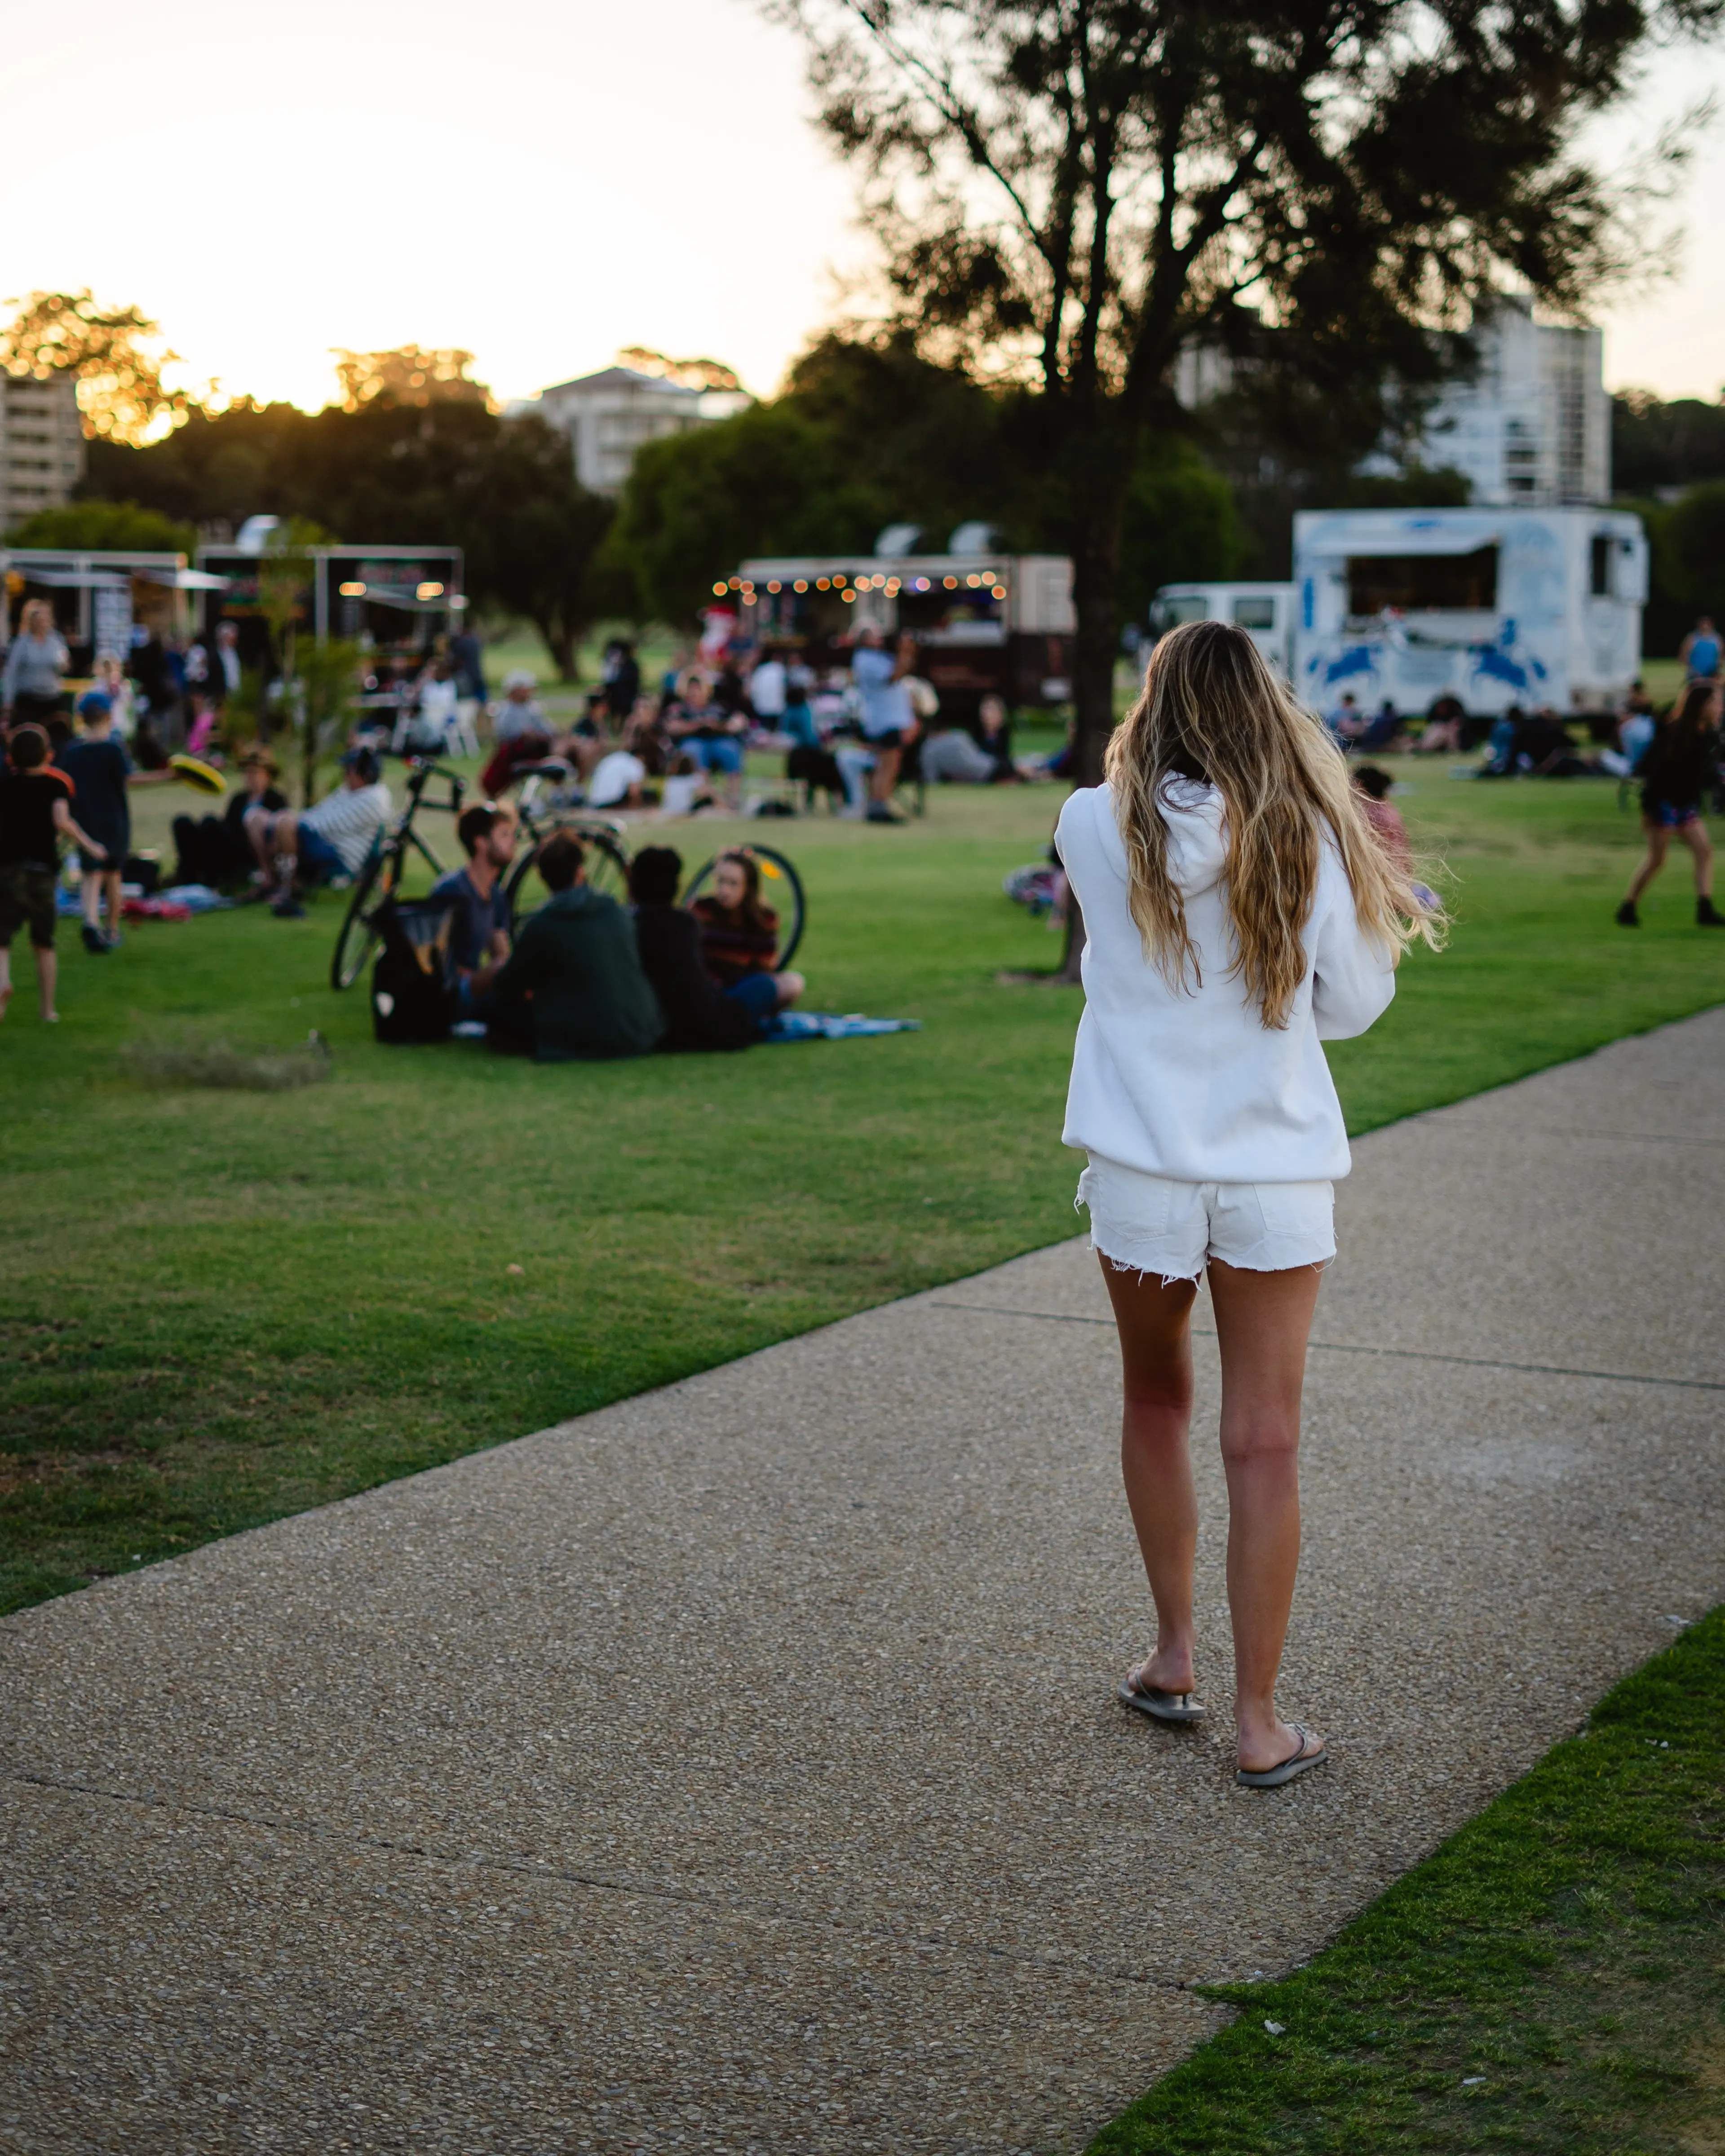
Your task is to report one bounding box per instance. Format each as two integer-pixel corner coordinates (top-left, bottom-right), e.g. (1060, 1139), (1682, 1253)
(0, 723), (110, 1025)
(1056, 619), (1442, 1788)
(58, 690), (172, 953)
(1616, 680), (1725, 929)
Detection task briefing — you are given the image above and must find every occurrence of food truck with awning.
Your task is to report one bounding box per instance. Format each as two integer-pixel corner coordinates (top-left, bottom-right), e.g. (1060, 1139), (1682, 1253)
(730, 549), (1075, 715)
(1291, 506), (1648, 715)
(194, 543), (465, 667)
(1, 548), (226, 668)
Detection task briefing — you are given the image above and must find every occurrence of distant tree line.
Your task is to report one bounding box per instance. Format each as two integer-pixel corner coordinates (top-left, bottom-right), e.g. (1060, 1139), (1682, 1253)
(1612, 389), (1725, 654)
(35, 300), (1725, 670)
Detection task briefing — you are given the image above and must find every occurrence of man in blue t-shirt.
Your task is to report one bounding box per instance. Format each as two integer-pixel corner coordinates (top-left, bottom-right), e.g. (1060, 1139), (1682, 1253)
(850, 624), (919, 824)
(431, 804), (517, 1014)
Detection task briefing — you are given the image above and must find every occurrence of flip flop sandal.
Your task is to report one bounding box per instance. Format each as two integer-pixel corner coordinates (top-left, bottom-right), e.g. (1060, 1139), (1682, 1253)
(1118, 1666), (1206, 1724)
(1236, 1724), (1328, 1789)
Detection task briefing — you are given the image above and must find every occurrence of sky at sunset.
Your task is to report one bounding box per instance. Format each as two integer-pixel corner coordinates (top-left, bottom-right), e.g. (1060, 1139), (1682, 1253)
(4, 0), (1723, 415)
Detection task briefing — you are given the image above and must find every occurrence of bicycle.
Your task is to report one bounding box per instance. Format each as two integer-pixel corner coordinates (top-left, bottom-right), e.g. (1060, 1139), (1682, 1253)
(503, 760), (633, 928)
(330, 757), (465, 990)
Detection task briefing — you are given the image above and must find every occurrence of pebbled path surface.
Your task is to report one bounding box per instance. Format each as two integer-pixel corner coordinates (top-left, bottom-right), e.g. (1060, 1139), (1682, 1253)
(4, 1012), (1723, 2154)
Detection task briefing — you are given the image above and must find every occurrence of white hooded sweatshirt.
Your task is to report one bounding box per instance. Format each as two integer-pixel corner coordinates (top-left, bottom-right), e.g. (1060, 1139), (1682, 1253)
(1056, 780), (1397, 1184)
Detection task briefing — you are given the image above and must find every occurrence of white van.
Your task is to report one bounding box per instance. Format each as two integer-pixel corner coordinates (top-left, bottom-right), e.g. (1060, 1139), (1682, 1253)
(1292, 506), (1648, 716)
(1150, 582), (1298, 679)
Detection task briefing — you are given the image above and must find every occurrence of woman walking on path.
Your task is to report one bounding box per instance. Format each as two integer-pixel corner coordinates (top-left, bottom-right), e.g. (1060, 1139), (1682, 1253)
(1615, 680), (1724, 928)
(1057, 621), (1441, 1787)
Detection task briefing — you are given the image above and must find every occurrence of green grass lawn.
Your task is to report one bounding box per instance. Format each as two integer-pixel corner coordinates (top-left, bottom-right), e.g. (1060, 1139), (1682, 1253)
(1089, 1607), (1725, 2155)
(2, 762), (1721, 1617)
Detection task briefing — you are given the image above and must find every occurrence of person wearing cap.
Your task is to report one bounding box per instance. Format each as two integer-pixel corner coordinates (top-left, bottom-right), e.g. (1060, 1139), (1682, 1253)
(57, 690), (173, 954)
(480, 671), (554, 795)
(172, 743), (288, 890)
(245, 745), (392, 918)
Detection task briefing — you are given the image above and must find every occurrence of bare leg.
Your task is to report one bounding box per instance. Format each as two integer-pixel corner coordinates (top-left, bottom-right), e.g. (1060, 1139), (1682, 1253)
(1207, 1258), (1325, 1772)
(1625, 822), (1671, 904)
(103, 868), (123, 938)
(1678, 818), (1714, 897)
(772, 969), (805, 1008)
(1098, 1257), (1200, 1694)
(0, 943), (12, 1020)
(35, 943), (58, 1021)
(80, 871), (103, 932)
(869, 746), (902, 803)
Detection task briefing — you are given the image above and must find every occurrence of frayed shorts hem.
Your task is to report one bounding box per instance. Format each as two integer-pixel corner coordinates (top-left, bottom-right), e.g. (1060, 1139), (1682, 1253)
(1077, 1158), (1336, 1281)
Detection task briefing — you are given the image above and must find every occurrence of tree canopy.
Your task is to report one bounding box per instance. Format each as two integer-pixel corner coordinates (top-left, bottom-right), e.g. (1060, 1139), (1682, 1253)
(84, 399), (614, 679)
(769, 0), (1725, 772)
(331, 346), (492, 411)
(0, 289), (193, 446)
(6, 499), (196, 557)
(601, 330), (1243, 625)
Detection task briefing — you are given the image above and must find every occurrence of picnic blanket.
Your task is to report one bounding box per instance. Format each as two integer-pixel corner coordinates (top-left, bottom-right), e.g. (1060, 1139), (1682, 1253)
(762, 1012), (921, 1041)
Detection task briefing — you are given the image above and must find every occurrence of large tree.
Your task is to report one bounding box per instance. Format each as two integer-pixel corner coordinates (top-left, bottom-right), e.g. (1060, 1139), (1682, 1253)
(770, 0), (1720, 778)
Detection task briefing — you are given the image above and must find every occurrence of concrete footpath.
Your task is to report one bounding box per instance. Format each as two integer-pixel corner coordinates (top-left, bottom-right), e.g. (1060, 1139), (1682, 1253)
(4, 1012), (1724, 2156)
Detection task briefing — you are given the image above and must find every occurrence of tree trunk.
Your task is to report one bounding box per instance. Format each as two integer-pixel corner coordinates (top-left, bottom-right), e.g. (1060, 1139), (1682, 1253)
(1059, 447), (1131, 977)
(540, 619), (579, 683)
(1067, 463), (1130, 787)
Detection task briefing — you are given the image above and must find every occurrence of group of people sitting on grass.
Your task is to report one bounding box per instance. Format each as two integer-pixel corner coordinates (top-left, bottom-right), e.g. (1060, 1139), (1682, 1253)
(429, 808), (803, 1062)
(465, 631), (1032, 825)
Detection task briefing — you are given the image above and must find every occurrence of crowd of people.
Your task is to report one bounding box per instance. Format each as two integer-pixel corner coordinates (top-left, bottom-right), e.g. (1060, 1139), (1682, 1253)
(6, 586), (1725, 1030)
(1316, 623), (1725, 930)
(0, 596), (245, 768)
(460, 631), (1033, 826)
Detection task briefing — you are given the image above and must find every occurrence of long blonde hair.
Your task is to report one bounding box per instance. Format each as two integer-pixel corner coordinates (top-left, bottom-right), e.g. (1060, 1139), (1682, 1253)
(1104, 619), (1443, 1029)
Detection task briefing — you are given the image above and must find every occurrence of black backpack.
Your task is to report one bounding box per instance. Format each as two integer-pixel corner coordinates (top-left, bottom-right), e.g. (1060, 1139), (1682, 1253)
(371, 897), (459, 1043)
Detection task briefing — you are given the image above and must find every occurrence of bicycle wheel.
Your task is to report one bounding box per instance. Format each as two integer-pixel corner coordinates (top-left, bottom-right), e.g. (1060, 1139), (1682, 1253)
(681, 845), (806, 970)
(506, 823), (632, 931)
(330, 843), (402, 990)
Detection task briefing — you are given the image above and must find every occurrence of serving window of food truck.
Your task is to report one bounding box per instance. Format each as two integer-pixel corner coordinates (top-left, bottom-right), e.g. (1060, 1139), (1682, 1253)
(1345, 545), (1499, 623)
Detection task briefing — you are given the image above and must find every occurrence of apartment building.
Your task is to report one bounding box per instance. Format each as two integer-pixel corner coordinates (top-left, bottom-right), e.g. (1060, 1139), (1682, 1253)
(528, 365), (748, 494)
(1174, 294), (1611, 508)
(1, 371), (84, 530)
(1419, 296), (1610, 507)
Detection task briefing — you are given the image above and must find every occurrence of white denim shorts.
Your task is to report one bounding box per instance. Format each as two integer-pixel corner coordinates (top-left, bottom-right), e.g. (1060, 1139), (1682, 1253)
(1077, 1156), (1336, 1283)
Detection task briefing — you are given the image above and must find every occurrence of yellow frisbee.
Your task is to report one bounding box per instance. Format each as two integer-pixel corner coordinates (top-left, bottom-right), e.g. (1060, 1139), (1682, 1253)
(168, 753), (226, 796)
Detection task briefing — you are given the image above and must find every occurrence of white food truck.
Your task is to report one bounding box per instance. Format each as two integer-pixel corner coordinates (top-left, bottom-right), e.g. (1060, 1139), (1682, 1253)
(1149, 581), (1299, 678)
(1291, 506), (1648, 716)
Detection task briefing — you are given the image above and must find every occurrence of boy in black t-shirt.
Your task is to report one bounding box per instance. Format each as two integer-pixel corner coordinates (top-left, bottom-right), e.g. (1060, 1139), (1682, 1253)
(0, 724), (108, 1023)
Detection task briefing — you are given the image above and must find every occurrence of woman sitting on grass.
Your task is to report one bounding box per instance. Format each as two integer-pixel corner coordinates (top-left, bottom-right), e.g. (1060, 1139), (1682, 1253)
(1616, 680), (1725, 928)
(691, 848), (804, 1027)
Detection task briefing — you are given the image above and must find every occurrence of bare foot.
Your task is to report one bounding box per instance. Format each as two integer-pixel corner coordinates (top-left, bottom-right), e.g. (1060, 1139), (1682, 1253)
(1126, 1646), (1197, 1697)
(1237, 1718), (1324, 1776)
